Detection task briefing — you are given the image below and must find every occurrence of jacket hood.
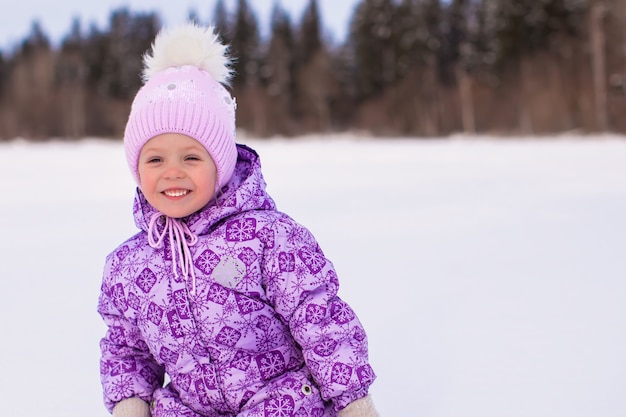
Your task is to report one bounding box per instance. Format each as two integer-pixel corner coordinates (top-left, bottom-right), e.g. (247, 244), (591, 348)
(132, 144), (277, 236)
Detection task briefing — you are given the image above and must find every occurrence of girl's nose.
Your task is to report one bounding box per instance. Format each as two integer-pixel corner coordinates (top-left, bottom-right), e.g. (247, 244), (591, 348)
(164, 162), (185, 179)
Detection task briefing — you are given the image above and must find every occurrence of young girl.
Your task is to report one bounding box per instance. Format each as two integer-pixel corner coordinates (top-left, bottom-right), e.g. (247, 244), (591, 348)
(98, 24), (379, 417)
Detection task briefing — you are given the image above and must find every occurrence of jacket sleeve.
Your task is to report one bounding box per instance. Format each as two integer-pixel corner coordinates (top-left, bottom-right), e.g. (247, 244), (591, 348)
(262, 218), (377, 411)
(98, 251), (165, 413)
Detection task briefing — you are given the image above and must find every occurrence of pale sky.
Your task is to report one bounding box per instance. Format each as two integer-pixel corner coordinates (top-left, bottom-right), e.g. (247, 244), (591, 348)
(1, 0), (361, 50)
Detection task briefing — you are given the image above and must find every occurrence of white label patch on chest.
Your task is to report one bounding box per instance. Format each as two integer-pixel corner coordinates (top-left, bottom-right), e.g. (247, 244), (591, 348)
(212, 257), (246, 288)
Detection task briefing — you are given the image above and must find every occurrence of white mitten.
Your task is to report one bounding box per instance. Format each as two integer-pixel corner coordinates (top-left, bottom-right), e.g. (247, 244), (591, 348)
(337, 395), (380, 417)
(112, 397), (151, 417)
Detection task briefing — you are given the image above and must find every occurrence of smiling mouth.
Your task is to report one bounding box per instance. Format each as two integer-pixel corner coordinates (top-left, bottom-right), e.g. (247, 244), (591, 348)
(163, 189), (190, 197)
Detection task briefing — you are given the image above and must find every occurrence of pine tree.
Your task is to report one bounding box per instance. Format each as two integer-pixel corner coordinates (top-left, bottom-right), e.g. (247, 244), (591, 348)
(394, 0), (424, 77)
(186, 9), (201, 26)
(230, 0), (261, 88)
(266, 4), (296, 95)
(443, 0), (470, 71)
(97, 8), (159, 100)
(19, 20), (50, 54)
(213, 0), (232, 44)
(293, 0), (338, 132)
(348, 0), (397, 100)
(55, 18), (88, 138)
(421, 0), (445, 80)
(0, 51), (6, 98)
(10, 21), (54, 138)
(493, 0), (586, 66)
(298, 0), (323, 64)
(263, 3), (297, 134)
(469, 0), (498, 72)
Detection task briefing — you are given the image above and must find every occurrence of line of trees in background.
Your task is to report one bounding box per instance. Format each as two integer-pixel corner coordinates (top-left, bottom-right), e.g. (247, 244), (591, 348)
(0, 0), (625, 140)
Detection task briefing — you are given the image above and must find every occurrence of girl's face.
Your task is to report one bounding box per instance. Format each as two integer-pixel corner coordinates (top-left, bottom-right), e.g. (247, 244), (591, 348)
(138, 133), (217, 218)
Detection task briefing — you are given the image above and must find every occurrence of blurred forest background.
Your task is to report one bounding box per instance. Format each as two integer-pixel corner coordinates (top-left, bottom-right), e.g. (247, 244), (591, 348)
(0, 0), (625, 140)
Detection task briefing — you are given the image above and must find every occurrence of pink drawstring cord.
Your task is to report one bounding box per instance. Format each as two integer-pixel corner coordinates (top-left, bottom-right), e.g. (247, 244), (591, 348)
(148, 212), (199, 295)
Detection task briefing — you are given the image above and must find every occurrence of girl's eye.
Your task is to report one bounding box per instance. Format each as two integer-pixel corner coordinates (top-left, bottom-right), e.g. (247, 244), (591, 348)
(146, 157), (162, 163)
(185, 155), (201, 161)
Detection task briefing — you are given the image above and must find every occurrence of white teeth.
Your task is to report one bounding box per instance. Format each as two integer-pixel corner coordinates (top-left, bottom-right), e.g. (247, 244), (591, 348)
(164, 190), (189, 197)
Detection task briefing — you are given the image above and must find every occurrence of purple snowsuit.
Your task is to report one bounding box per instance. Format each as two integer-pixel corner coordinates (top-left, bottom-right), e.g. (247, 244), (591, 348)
(98, 145), (376, 417)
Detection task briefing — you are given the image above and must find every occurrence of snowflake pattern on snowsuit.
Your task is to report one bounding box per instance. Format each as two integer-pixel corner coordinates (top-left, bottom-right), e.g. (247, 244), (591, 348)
(98, 145), (376, 417)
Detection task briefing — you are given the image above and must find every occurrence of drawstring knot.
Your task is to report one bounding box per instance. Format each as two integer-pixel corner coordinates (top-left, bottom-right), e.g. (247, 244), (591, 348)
(148, 212), (199, 295)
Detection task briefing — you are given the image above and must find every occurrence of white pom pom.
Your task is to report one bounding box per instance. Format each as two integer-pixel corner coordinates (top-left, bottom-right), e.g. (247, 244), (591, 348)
(142, 23), (232, 85)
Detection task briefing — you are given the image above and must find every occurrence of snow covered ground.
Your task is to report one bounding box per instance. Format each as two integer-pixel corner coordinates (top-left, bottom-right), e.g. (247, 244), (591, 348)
(0, 134), (625, 417)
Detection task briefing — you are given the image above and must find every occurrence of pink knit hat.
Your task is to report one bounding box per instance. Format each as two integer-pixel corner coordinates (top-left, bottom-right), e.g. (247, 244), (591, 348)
(124, 24), (237, 191)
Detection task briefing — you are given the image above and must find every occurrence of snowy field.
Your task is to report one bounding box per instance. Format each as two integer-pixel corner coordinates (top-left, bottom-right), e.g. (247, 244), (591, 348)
(0, 134), (625, 417)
